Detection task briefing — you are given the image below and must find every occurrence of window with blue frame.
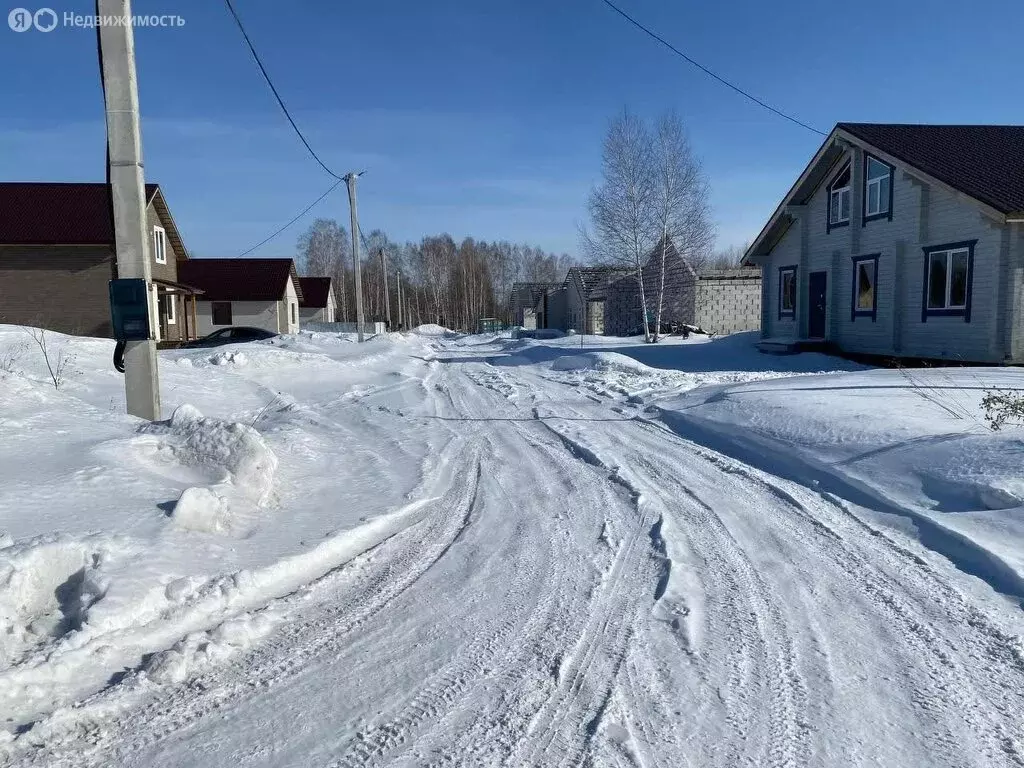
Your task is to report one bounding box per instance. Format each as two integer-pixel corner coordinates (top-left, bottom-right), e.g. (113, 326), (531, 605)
(864, 155), (893, 221)
(828, 164), (851, 230)
(779, 266), (797, 319)
(921, 240), (976, 321)
(851, 254), (879, 321)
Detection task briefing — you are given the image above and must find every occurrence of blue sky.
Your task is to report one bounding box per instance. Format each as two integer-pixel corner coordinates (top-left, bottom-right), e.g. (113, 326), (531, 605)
(2, 0), (1022, 258)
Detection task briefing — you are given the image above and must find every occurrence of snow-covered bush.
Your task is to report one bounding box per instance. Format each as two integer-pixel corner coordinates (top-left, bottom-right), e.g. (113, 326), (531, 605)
(982, 389), (1024, 431)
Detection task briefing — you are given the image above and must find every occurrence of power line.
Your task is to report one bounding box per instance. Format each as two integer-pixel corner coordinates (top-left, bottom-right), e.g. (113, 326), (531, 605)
(237, 179), (343, 257)
(223, 0), (343, 180)
(599, 0), (827, 137)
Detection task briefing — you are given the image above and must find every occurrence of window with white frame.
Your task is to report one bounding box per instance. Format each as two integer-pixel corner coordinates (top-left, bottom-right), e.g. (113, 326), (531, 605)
(926, 245), (971, 313)
(864, 156), (892, 218)
(153, 226), (167, 265)
(828, 164), (851, 227)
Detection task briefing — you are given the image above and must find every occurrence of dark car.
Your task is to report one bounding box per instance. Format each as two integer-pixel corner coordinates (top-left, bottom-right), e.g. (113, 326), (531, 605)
(183, 327), (278, 349)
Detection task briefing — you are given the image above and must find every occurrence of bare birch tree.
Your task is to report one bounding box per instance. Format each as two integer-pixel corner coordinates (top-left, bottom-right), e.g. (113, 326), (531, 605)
(651, 112), (714, 341)
(583, 109), (657, 342)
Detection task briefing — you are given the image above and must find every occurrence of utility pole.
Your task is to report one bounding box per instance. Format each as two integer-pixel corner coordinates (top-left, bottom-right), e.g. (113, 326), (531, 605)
(396, 268), (403, 330)
(380, 248), (392, 331)
(343, 172), (365, 342)
(99, 0), (160, 420)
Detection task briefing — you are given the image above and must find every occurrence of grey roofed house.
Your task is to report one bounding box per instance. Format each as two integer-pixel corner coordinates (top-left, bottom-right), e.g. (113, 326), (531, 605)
(509, 282), (563, 329)
(563, 266), (635, 334)
(743, 122), (1024, 363)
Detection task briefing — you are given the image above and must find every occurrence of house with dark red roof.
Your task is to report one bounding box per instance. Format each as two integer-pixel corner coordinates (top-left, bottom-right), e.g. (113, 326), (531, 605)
(177, 258), (304, 336)
(0, 182), (200, 340)
(744, 123), (1024, 363)
(297, 277), (336, 323)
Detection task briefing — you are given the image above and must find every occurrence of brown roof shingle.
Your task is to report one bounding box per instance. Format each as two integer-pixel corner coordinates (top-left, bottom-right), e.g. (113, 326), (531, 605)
(838, 123), (1024, 215)
(298, 277), (332, 308)
(0, 182), (160, 244)
(178, 258), (303, 303)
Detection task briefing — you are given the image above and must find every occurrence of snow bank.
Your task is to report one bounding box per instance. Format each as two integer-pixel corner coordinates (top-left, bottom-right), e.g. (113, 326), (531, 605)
(413, 324), (452, 337)
(551, 352), (654, 375)
(0, 324), (446, 727)
(656, 367), (1024, 597)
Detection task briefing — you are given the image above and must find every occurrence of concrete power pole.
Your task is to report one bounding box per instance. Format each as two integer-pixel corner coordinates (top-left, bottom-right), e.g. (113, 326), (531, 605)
(343, 172), (365, 342)
(99, 0), (161, 420)
(380, 249), (392, 331)
(396, 268), (403, 330)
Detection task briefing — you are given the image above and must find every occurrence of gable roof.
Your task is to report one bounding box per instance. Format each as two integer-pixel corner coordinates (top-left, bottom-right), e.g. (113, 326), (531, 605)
(0, 182), (188, 256)
(838, 123), (1024, 216)
(511, 281), (563, 307)
(569, 266), (635, 297)
(298, 277), (333, 308)
(744, 122), (1024, 264)
(572, 238), (687, 296)
(178, 258), (303, 303)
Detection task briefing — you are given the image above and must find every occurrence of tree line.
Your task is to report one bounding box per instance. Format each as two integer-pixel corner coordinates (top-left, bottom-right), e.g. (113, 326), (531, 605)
(297, 110), (745, 333)
(297, 219), (576, 330)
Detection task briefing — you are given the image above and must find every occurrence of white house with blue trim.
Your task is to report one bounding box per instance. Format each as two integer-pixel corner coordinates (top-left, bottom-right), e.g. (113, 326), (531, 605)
(743, 123), (1024, 363)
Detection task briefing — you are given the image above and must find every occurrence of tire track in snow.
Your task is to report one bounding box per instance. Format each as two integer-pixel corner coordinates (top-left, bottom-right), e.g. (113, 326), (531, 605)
(505, 421), (663, 768)
(624, 416), (1024, 766)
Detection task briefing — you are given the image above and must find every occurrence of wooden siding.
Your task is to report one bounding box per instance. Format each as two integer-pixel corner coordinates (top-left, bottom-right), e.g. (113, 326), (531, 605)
(758, 142), (1015, 363)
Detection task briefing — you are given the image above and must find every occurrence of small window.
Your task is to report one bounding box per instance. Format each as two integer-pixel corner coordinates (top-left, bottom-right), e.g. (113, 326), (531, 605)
(211, 301), (232, 326)
(291, 303), (297, 324)
(864, 156), (893, 219)
(160, 292), (176, 325)
(778, 266), (797, 319)
(153, 226), (167, 265)
(922, 241), (975, 321)
(828, 164), (851, 229)
(851, 254), (879, 321)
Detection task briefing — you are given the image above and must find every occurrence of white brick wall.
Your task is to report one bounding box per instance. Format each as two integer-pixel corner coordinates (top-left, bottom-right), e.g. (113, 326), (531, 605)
(695, 271), (762, 335)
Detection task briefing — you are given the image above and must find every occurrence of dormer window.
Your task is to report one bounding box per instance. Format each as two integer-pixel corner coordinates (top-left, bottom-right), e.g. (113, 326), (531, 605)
(828, 163), (851, 229)
(864, 155), (893, 220)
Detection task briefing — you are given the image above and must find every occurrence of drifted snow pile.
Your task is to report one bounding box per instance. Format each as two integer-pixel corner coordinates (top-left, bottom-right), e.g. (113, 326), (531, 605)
(143, 405), (278, 537)
(0, 535), (125, 668)
(413, 323), (454, 337)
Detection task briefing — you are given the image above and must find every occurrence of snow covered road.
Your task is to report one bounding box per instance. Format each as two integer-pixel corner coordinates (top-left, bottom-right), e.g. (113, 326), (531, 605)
(5, 331), (1024, 767)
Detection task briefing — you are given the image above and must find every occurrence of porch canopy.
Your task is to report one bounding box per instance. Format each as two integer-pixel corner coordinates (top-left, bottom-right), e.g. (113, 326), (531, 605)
(153, 278), (204, 341)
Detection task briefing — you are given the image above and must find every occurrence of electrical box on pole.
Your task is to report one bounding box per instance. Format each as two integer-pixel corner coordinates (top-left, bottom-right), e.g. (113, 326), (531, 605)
(109, 278), (151, 340)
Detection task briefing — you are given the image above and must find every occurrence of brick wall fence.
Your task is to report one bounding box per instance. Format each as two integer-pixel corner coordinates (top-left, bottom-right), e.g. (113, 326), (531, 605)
(695, 268), (762, 335)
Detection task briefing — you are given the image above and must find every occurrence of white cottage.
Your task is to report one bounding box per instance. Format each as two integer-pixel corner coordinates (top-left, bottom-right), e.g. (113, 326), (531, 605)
(744, 123), (1024, 363)
(177, 257), (303, 336)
